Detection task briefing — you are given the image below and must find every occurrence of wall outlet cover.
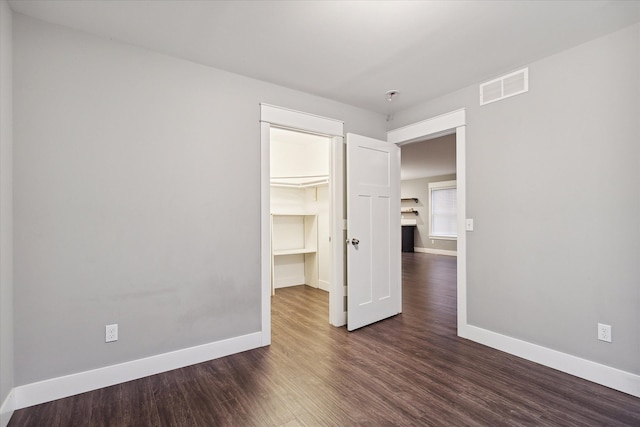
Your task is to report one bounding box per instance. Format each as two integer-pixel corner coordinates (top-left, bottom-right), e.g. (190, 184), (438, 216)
(597, 323), (611, 343)
(106, 324), (118, 343)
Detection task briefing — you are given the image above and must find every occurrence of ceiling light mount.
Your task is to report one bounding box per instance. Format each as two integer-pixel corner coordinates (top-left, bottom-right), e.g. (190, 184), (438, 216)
(385, 90), (399, 102)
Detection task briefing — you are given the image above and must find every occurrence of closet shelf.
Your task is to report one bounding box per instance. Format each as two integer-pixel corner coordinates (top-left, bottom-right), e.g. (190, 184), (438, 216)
(271, 175), (329, 188)
(273, 248), (317, 256)
(401, 198), (419, 203)
(271, 211), (313, 216)
(270, 213), (319, 293)
(401, 208), (419, 216)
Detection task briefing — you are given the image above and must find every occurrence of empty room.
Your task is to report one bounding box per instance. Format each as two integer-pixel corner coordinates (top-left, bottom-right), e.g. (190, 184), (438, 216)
(1, 1), (639, 425)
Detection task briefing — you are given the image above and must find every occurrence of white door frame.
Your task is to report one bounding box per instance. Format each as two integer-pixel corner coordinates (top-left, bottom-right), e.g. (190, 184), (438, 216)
(260, 104), (346, 345)
(261, 105), (467, 343)
(387, 108), (467, 334)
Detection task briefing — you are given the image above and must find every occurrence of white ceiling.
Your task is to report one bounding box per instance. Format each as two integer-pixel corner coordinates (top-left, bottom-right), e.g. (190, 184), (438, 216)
(8, 1), (639, 180)
(401, 134), (456, 181)
(9, 0), (640, 115)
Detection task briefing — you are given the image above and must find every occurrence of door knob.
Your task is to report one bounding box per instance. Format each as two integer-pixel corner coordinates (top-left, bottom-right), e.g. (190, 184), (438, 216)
(351, 238), (360, 246)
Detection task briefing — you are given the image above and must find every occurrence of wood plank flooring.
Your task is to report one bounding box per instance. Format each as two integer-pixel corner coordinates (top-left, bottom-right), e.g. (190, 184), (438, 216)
(9, 253), (640, 426)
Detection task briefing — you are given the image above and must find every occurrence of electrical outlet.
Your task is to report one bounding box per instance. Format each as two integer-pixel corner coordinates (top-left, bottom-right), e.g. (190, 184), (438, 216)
(597, 323), (611, 343)
(105, 324), (118, 343)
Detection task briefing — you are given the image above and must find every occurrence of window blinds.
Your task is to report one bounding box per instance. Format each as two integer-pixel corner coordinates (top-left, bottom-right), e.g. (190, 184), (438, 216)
(431, 187), (457, 238)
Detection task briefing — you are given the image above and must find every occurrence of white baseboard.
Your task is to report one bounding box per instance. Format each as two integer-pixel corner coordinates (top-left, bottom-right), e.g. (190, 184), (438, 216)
(318, 280), (330, 292)
(460, 324), (640, 398)
(0, 389), (14, 427)
(274, 275), (305, 288)
(414, 247), (457, 256)
(12, 331), (263, 411)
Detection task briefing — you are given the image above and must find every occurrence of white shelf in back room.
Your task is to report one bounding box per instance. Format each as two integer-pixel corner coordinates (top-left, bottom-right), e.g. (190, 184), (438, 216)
(270, 213), (319, 291)
(270, 210), (313, 216)
(273, 247), (317, 256)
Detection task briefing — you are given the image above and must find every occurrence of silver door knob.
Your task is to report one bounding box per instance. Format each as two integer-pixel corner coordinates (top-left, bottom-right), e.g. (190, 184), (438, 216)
(351, 238), (360, 246)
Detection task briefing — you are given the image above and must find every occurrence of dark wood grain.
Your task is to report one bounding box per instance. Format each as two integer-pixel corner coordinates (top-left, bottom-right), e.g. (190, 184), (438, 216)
(9, 253), (640, 426)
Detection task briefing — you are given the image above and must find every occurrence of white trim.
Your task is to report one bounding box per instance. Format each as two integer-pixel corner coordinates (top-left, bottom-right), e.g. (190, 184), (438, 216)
(260, 122), (271, 346)
(318, 280), (330, 292)
(260, 104), (343, 137)
(428, 180), (457, 189)
(459, 325), (640, 398)
(12, 332), (262, 411)
(387, 109), (465, 145)
(455, 126), (467, 331)
(273, 276), (306, 288)
(414, 247), (457, 257)
(0, 390), (14, 427)
(329, 135), (346, 326)
(388, 111), (467, 337)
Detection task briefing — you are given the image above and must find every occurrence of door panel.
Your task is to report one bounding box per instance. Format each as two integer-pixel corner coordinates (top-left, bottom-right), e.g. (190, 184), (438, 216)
(346, 134), (401, 331)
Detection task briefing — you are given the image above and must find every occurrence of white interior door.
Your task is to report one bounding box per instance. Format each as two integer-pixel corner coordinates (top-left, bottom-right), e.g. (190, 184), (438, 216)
(346, 133), (401, 331)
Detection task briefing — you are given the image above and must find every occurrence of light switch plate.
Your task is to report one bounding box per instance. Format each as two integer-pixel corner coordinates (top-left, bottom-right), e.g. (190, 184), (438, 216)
(465, 219), (474, 231)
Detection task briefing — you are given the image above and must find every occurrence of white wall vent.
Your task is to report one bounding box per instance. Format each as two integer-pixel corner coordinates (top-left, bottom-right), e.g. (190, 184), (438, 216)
(480, 68), (528, 105)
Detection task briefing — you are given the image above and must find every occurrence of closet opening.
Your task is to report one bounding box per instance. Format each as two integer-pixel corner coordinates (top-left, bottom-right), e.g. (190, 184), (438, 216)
(269, 127), (332, 316)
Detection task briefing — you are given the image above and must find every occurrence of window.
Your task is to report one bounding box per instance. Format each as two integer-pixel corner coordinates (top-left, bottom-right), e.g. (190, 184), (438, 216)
(429, 180), (457, 239)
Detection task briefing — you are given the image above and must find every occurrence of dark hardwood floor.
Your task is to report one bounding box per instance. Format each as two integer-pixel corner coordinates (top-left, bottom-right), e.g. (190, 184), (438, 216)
(9, 253), (640, 426)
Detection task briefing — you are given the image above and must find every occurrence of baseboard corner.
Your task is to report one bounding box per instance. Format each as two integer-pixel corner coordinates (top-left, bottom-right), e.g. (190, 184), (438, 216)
(461, 324), (640, 398)
(0, 389), (15, 427)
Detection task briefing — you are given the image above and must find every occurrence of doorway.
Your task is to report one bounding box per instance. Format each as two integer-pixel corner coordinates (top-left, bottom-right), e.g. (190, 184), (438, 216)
(269, 127), (331, 294)
(400, 133), (458, 330)
(261, 105), (467, 343)
(400, 133), (457, 256)
(260, 104), (346, 345)
(388, 110), (467, 335)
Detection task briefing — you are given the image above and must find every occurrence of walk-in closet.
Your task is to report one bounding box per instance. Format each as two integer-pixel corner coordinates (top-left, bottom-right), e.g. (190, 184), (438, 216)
(270, 127), (331, 295)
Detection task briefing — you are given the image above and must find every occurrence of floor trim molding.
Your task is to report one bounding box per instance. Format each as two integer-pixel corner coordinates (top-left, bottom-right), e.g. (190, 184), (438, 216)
(460, 324), (640, 398)
(273, 275), (305, 289)
(318, 280), (330, 292)
(13, 332), (263, 411)
(414, 247), (457, 257)
(0, 389), (14, 427)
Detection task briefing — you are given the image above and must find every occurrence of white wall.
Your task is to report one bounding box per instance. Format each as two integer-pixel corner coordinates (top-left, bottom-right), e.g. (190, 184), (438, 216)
(270, 128), (330, 182)
(13, 14), (385, 388)
(392, 23), (640, 376)
(271, 187), (306, 213)
(0, 0), (14, 424)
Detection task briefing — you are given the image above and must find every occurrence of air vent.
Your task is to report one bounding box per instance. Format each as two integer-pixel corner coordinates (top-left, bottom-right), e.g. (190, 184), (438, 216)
(480, 68), (528, 105)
